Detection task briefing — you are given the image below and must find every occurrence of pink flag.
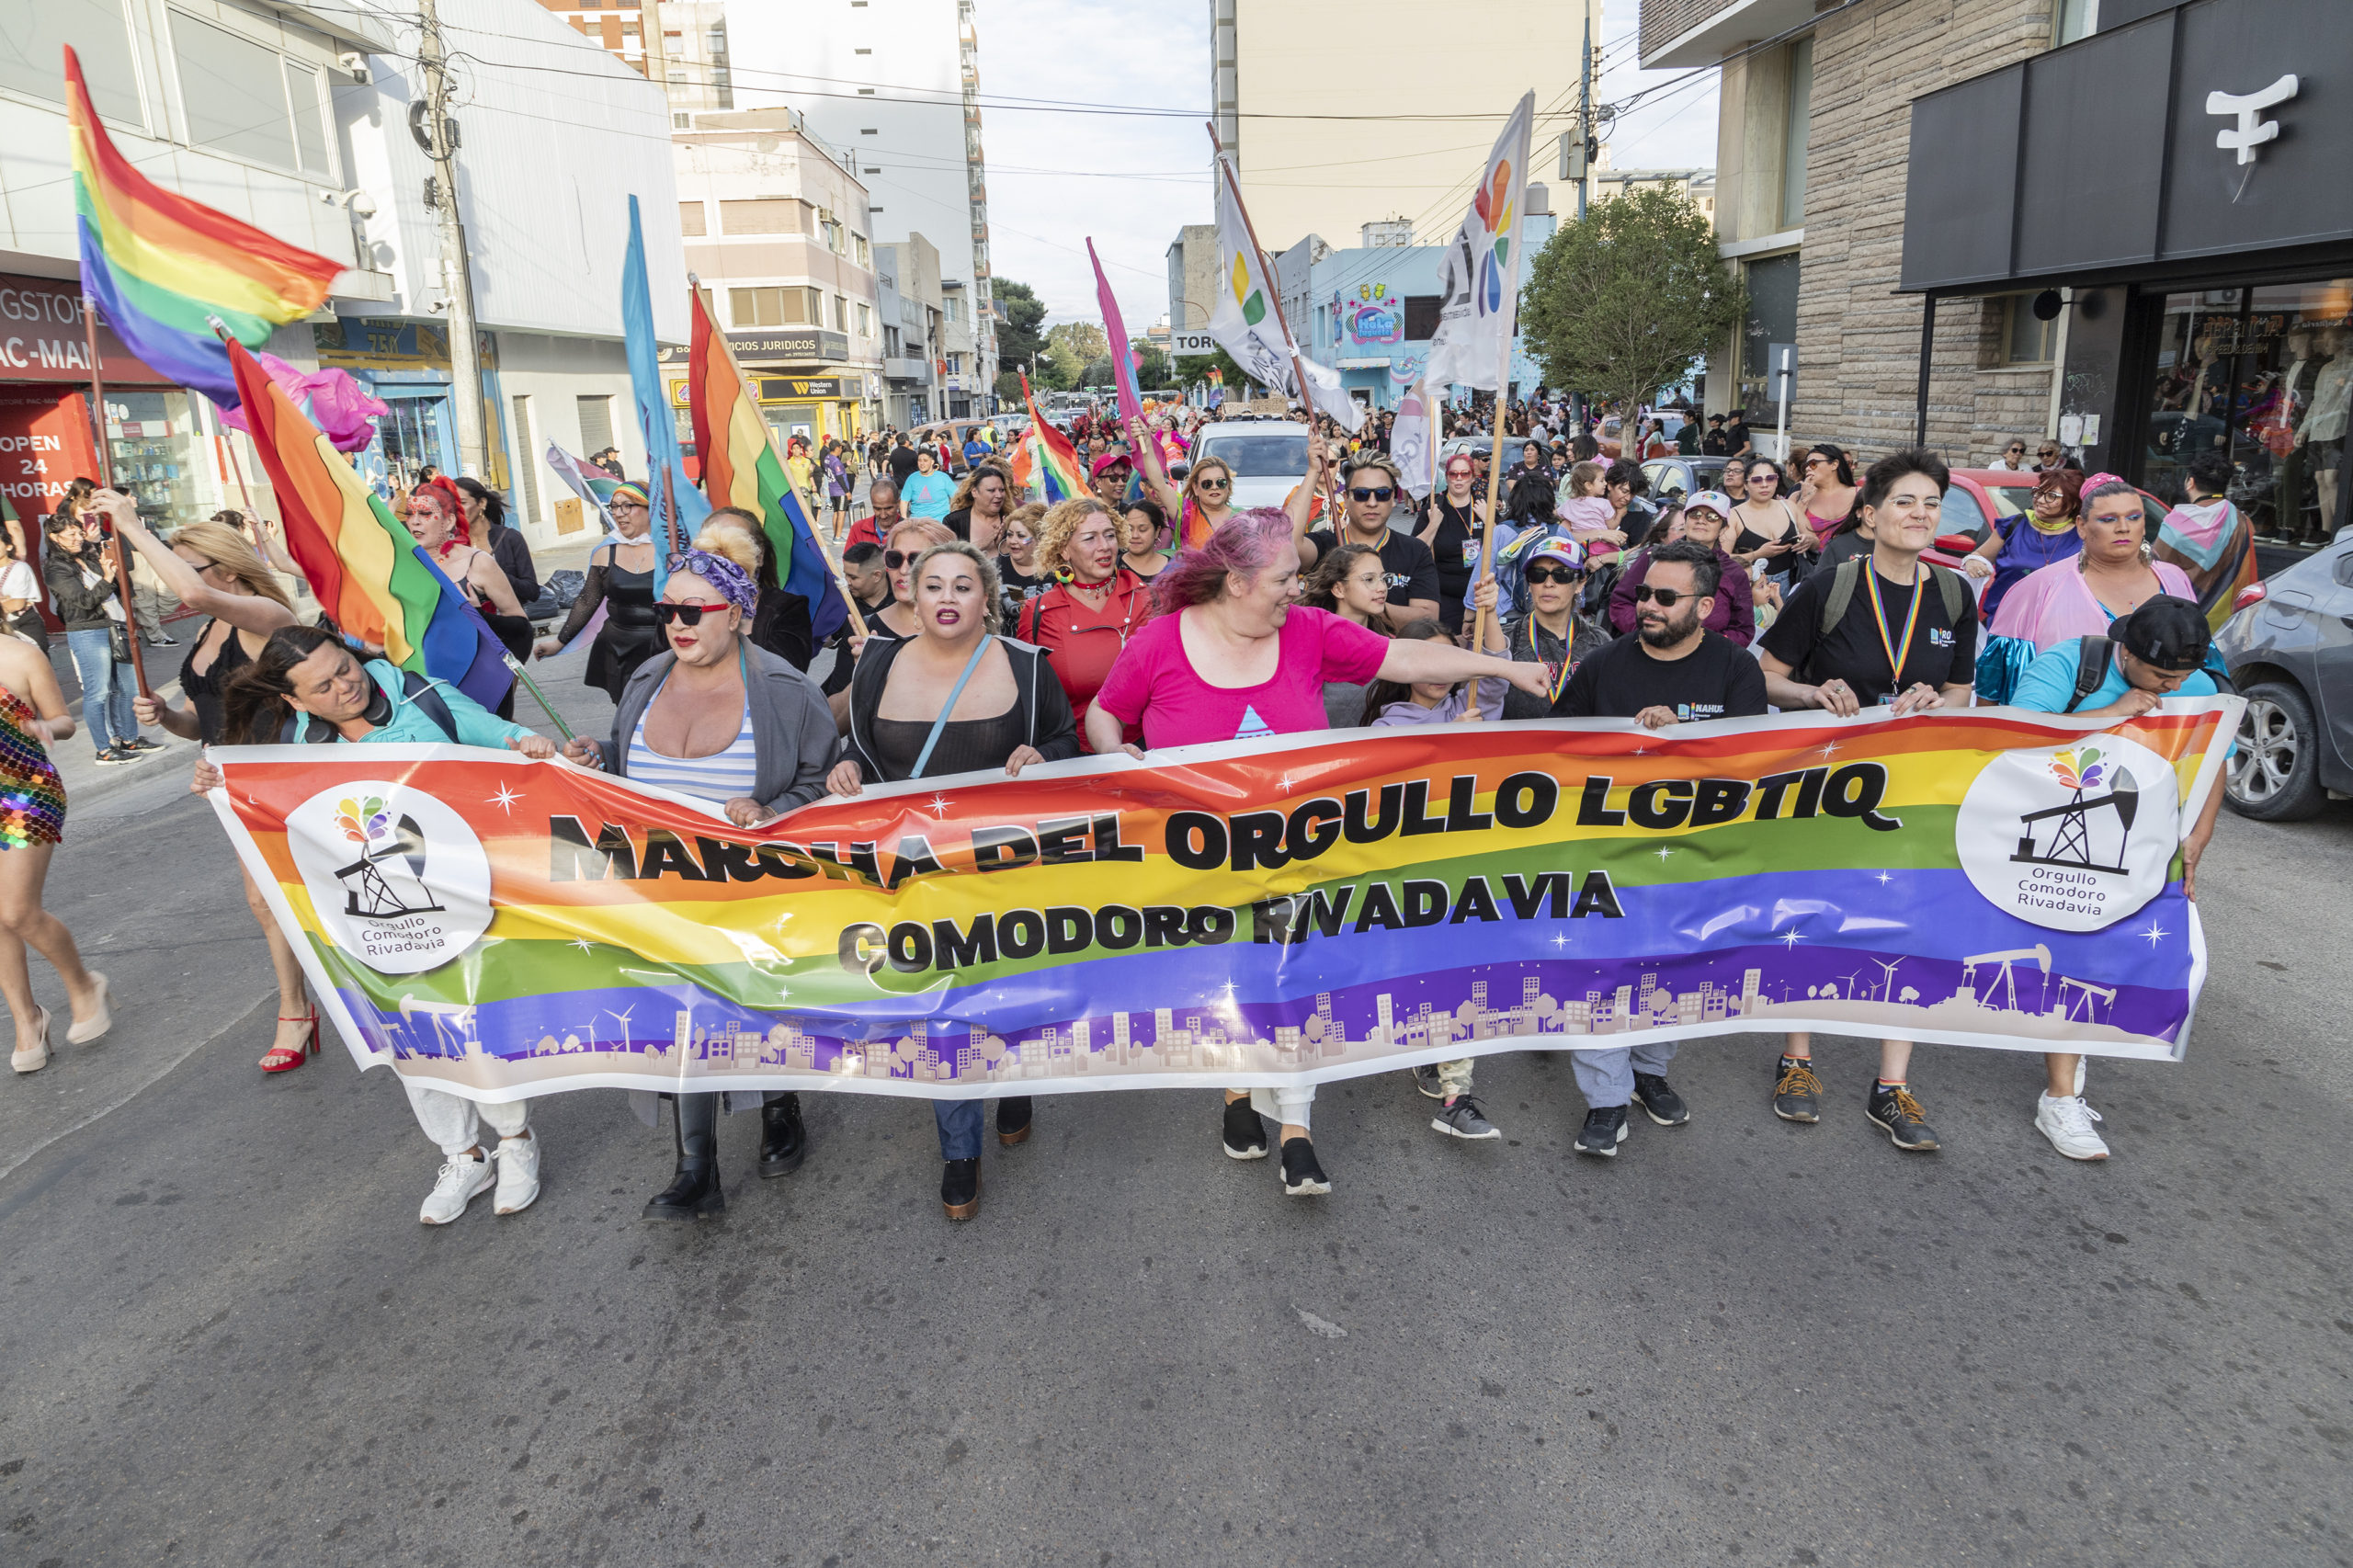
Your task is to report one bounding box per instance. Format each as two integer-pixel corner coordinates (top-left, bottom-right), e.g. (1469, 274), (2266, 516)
(1087, 238), (1146, 432)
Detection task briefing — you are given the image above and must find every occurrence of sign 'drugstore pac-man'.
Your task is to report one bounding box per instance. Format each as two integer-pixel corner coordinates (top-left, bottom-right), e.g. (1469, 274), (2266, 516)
(208, 702), (2237, 1108)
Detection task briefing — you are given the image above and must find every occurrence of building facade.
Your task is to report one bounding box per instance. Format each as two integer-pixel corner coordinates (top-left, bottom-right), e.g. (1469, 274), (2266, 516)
(0, 0), (685, 551)
(1643, 0), (2104, 459)
(1214, 0), (1600, 254)
(722, 0), (997, 414)
(670, 108), (882, 447)
(1901, 0), (2351, 543)
(1, 0), (393, 530)
(875, 237), (947, 428)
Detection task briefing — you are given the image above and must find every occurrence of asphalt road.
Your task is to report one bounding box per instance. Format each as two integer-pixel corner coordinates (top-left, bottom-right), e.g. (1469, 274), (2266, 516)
(1, 653), (2347, 1567)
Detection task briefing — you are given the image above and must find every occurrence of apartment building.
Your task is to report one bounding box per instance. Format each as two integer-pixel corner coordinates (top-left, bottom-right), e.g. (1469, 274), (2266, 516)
(672, 108), (883, 446)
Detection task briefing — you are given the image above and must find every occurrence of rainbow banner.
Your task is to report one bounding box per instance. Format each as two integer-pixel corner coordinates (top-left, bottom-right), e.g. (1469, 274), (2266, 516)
(66, 46), (344, 404)
(206, 703), (2236, 1106)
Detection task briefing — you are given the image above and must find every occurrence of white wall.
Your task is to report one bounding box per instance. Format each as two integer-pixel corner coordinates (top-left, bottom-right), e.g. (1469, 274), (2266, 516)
(496, 333), (636, 546)
(337, 0), (688, 344)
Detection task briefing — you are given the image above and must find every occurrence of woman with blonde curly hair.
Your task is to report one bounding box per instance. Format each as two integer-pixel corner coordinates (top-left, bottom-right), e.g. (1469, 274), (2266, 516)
(827, 538), (1080, 1221)
(1017, 497), (1152, 749)
(93, 491), (316, 1074)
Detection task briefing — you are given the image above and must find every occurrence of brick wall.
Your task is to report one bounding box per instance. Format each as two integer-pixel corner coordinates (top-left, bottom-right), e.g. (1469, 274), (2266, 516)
(1642, 0), (1743, 60)
(1790, 0), (2063, 467)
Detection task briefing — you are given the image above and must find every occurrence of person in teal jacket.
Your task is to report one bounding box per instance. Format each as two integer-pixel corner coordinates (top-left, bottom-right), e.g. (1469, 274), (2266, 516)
(188, 624), (559, 1228)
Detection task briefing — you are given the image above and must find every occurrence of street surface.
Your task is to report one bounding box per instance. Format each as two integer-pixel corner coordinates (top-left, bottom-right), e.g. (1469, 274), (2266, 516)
(1, 632), (2347, 1567)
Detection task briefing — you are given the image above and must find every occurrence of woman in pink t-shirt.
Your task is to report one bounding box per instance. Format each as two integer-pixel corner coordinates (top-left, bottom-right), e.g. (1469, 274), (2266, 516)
(1088, 508), (1546, 1198)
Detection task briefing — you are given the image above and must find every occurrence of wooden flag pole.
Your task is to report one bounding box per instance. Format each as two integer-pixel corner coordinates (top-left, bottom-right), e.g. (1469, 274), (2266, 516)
(80, 296), (153, 700)
(1464, 94), (1536, 719)
(686, 274), (867, 641)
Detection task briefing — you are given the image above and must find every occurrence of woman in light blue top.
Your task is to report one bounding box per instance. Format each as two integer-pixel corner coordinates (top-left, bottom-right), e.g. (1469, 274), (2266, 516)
(188, 624), (559, 1228)
(560, 528), (836, 1223)
(901, 447), (956, 520)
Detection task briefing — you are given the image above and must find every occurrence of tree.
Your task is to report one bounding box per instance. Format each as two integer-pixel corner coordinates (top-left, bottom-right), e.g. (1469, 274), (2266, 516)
(1519, 186), (1746, 415)
(994, 278), (1048, 374)
(993, 369), (1028, 404)
(1134, 347), (1173, 389)
(1044, 321), (1108, 389)
(1172, 339), (1259, 400)
(1081, 357), (1115, 389)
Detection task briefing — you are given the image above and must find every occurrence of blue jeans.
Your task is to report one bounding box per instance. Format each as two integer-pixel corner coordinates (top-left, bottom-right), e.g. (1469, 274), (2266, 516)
(65, 627), (138, 755)
(935, 1099), (983, 1161)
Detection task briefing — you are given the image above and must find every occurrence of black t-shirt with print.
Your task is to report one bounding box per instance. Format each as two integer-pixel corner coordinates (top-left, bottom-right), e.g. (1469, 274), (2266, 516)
(1559, 629), (1768, 722)
(1762, 562), (1980, 700)
(1307, 527), (1441, 613)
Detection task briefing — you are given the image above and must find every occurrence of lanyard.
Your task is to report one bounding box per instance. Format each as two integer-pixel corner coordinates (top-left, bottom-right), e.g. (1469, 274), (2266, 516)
(1524, 616), (1574, 706)
(1863, 562), (1924, 692)
(910, 636), (993, 780)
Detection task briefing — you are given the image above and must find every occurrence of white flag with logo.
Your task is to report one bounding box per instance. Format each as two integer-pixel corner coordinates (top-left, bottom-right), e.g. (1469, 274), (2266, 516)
(1426, 91), (1535, 391)
(1207, 152), (1363, 433)
(1389, 372), (1439, 495)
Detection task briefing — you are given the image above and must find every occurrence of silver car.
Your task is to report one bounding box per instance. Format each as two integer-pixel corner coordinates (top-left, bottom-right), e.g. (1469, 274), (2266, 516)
(1190, 420), (1313, 511)
(2213, 528), (2353, 821)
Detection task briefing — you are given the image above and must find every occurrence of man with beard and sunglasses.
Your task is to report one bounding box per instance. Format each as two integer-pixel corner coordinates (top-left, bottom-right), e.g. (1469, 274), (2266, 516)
(1295, 452), (1440, 633)
(1555, 539), (1766, 1160)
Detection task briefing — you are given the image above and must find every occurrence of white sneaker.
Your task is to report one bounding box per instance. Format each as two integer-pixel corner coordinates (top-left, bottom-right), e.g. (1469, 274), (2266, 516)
(420, 1151), (494, 1224)
(494, 1134), (540, 1215)
(2035, 1093), (2110, 1161)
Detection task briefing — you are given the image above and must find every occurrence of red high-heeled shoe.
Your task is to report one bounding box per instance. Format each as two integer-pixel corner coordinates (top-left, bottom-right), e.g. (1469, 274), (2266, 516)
(261, 1012), (319, 1074)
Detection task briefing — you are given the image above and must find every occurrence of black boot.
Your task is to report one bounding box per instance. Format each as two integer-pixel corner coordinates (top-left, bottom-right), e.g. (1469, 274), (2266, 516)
(995, 1096), (1033, 1147)
(758, 1092), (806, 1177)
(642, 1093), (725, 1221)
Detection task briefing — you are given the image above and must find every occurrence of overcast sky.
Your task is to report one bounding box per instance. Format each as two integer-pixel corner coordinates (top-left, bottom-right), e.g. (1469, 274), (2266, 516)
(980, 0), (1721, 332)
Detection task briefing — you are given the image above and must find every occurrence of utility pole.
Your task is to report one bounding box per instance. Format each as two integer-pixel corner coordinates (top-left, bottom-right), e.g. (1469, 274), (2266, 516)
(640, 0), (670, 94)
(416, 0), (487, 479)
(1577, 8), (1592, 222)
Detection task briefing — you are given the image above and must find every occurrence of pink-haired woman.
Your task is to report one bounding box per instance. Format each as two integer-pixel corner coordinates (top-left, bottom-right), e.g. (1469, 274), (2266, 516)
(1087, 508), (1547, 1198)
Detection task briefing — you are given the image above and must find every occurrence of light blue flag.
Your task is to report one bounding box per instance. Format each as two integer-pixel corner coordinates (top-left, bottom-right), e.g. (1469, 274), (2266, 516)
(621, 194), (708, 594)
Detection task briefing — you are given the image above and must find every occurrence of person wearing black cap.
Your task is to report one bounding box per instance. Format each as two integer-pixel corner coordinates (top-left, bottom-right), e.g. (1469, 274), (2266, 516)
(2010, 594), (2231, 1162)
(1700, 414), (1730, 457)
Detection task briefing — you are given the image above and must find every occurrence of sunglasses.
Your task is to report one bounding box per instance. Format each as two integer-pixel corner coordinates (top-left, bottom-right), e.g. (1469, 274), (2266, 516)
(654, 601), (726, 626)
(1634, 585), (1699, 607)
(1524, 565), (1585, 585)
(1446, 467), (1475, 479)
(884, 549), (922, 569)
(1348, 486), (1396, 502)
(1195, 477), (1231, 491)
(2006, 446), (2027, 454)
(2038, 449), (2059, 458)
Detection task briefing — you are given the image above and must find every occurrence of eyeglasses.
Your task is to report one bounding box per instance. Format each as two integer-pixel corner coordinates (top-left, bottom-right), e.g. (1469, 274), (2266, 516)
(611, 499), (648, 512)
(2038, 449), (2059, 459)
(883, 549), (922, 569)
(1195, 477), (1231, 491)
(654, 601), (724, 626)
(1348, 486), (1395, 502)
(1446, 467), (1475, 479)
(1524, 565), (1584, 585)
(1634, 585), (1699, 607)
(2006, 446), (2027, 455)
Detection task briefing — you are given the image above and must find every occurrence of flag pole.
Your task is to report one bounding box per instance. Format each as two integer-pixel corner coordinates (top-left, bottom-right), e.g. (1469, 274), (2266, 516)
(1464, 93), (1535, 717)
(81, 295), (153, 699)
(686, 274), (866, 640)
(1206, 124), (1326, 470)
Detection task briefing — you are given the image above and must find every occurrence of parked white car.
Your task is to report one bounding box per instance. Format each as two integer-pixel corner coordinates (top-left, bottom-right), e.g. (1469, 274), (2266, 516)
(1188, 419), (1313, 511)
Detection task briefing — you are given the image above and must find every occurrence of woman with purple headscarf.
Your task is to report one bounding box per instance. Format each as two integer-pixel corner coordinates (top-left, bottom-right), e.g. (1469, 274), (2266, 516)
(559, 525), (838, 1225)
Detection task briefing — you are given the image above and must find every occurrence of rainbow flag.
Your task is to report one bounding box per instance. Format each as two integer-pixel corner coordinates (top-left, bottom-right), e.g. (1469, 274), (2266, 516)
(227, 337), (512, 710)
(1021, 376), (1088, 503)
(66, 47), (343, 404)
(684, 284), (847, 638)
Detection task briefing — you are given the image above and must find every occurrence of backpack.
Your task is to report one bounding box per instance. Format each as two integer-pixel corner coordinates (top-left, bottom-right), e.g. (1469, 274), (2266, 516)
(282, 668), (460, 744)
(2061, 634), (2235, 712)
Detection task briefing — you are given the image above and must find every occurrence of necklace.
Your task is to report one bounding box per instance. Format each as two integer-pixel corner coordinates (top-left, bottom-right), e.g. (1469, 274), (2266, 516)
(1864, 557), (1925, 692)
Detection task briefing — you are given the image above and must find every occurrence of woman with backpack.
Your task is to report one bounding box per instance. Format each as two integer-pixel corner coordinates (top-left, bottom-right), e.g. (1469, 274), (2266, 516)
(1754, 450), (1984, 1157)
(187, 626), (561, 1225)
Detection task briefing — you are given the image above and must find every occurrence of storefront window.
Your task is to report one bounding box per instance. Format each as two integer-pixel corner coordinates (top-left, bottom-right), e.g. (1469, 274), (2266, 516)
(2144, 279), (2352, 544)
(101, 389), (203, 528)
(375, 392), (452, 488)
(1739, 253), (1800, 444)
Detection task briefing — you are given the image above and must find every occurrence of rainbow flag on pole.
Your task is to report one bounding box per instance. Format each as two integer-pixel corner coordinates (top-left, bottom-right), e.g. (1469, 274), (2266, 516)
(227, 337), (513, 710)
(1021, 376), (1088, 503)
(67, 46), (343, 404)
(684, 283), (847, 638)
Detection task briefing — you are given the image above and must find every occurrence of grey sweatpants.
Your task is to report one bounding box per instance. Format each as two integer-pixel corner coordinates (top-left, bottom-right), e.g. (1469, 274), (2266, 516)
(1571, 1040), (1678, 1109)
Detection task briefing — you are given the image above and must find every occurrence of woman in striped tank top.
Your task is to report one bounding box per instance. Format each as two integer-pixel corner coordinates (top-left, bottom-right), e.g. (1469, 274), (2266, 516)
(560, 527), (838, 1223)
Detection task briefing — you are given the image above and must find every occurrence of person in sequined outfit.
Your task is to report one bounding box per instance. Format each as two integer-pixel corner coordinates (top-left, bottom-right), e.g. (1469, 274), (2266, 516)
(0, 634), (113, 1075)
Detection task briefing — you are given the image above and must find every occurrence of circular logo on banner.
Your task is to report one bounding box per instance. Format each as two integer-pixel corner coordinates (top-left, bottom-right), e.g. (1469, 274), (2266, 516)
(286, 782), (494, 973)
(1954, 737), (2179, 932)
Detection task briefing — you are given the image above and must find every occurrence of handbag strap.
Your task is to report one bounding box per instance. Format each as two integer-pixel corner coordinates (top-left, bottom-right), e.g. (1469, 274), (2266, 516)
(909, 636), (993, 780)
